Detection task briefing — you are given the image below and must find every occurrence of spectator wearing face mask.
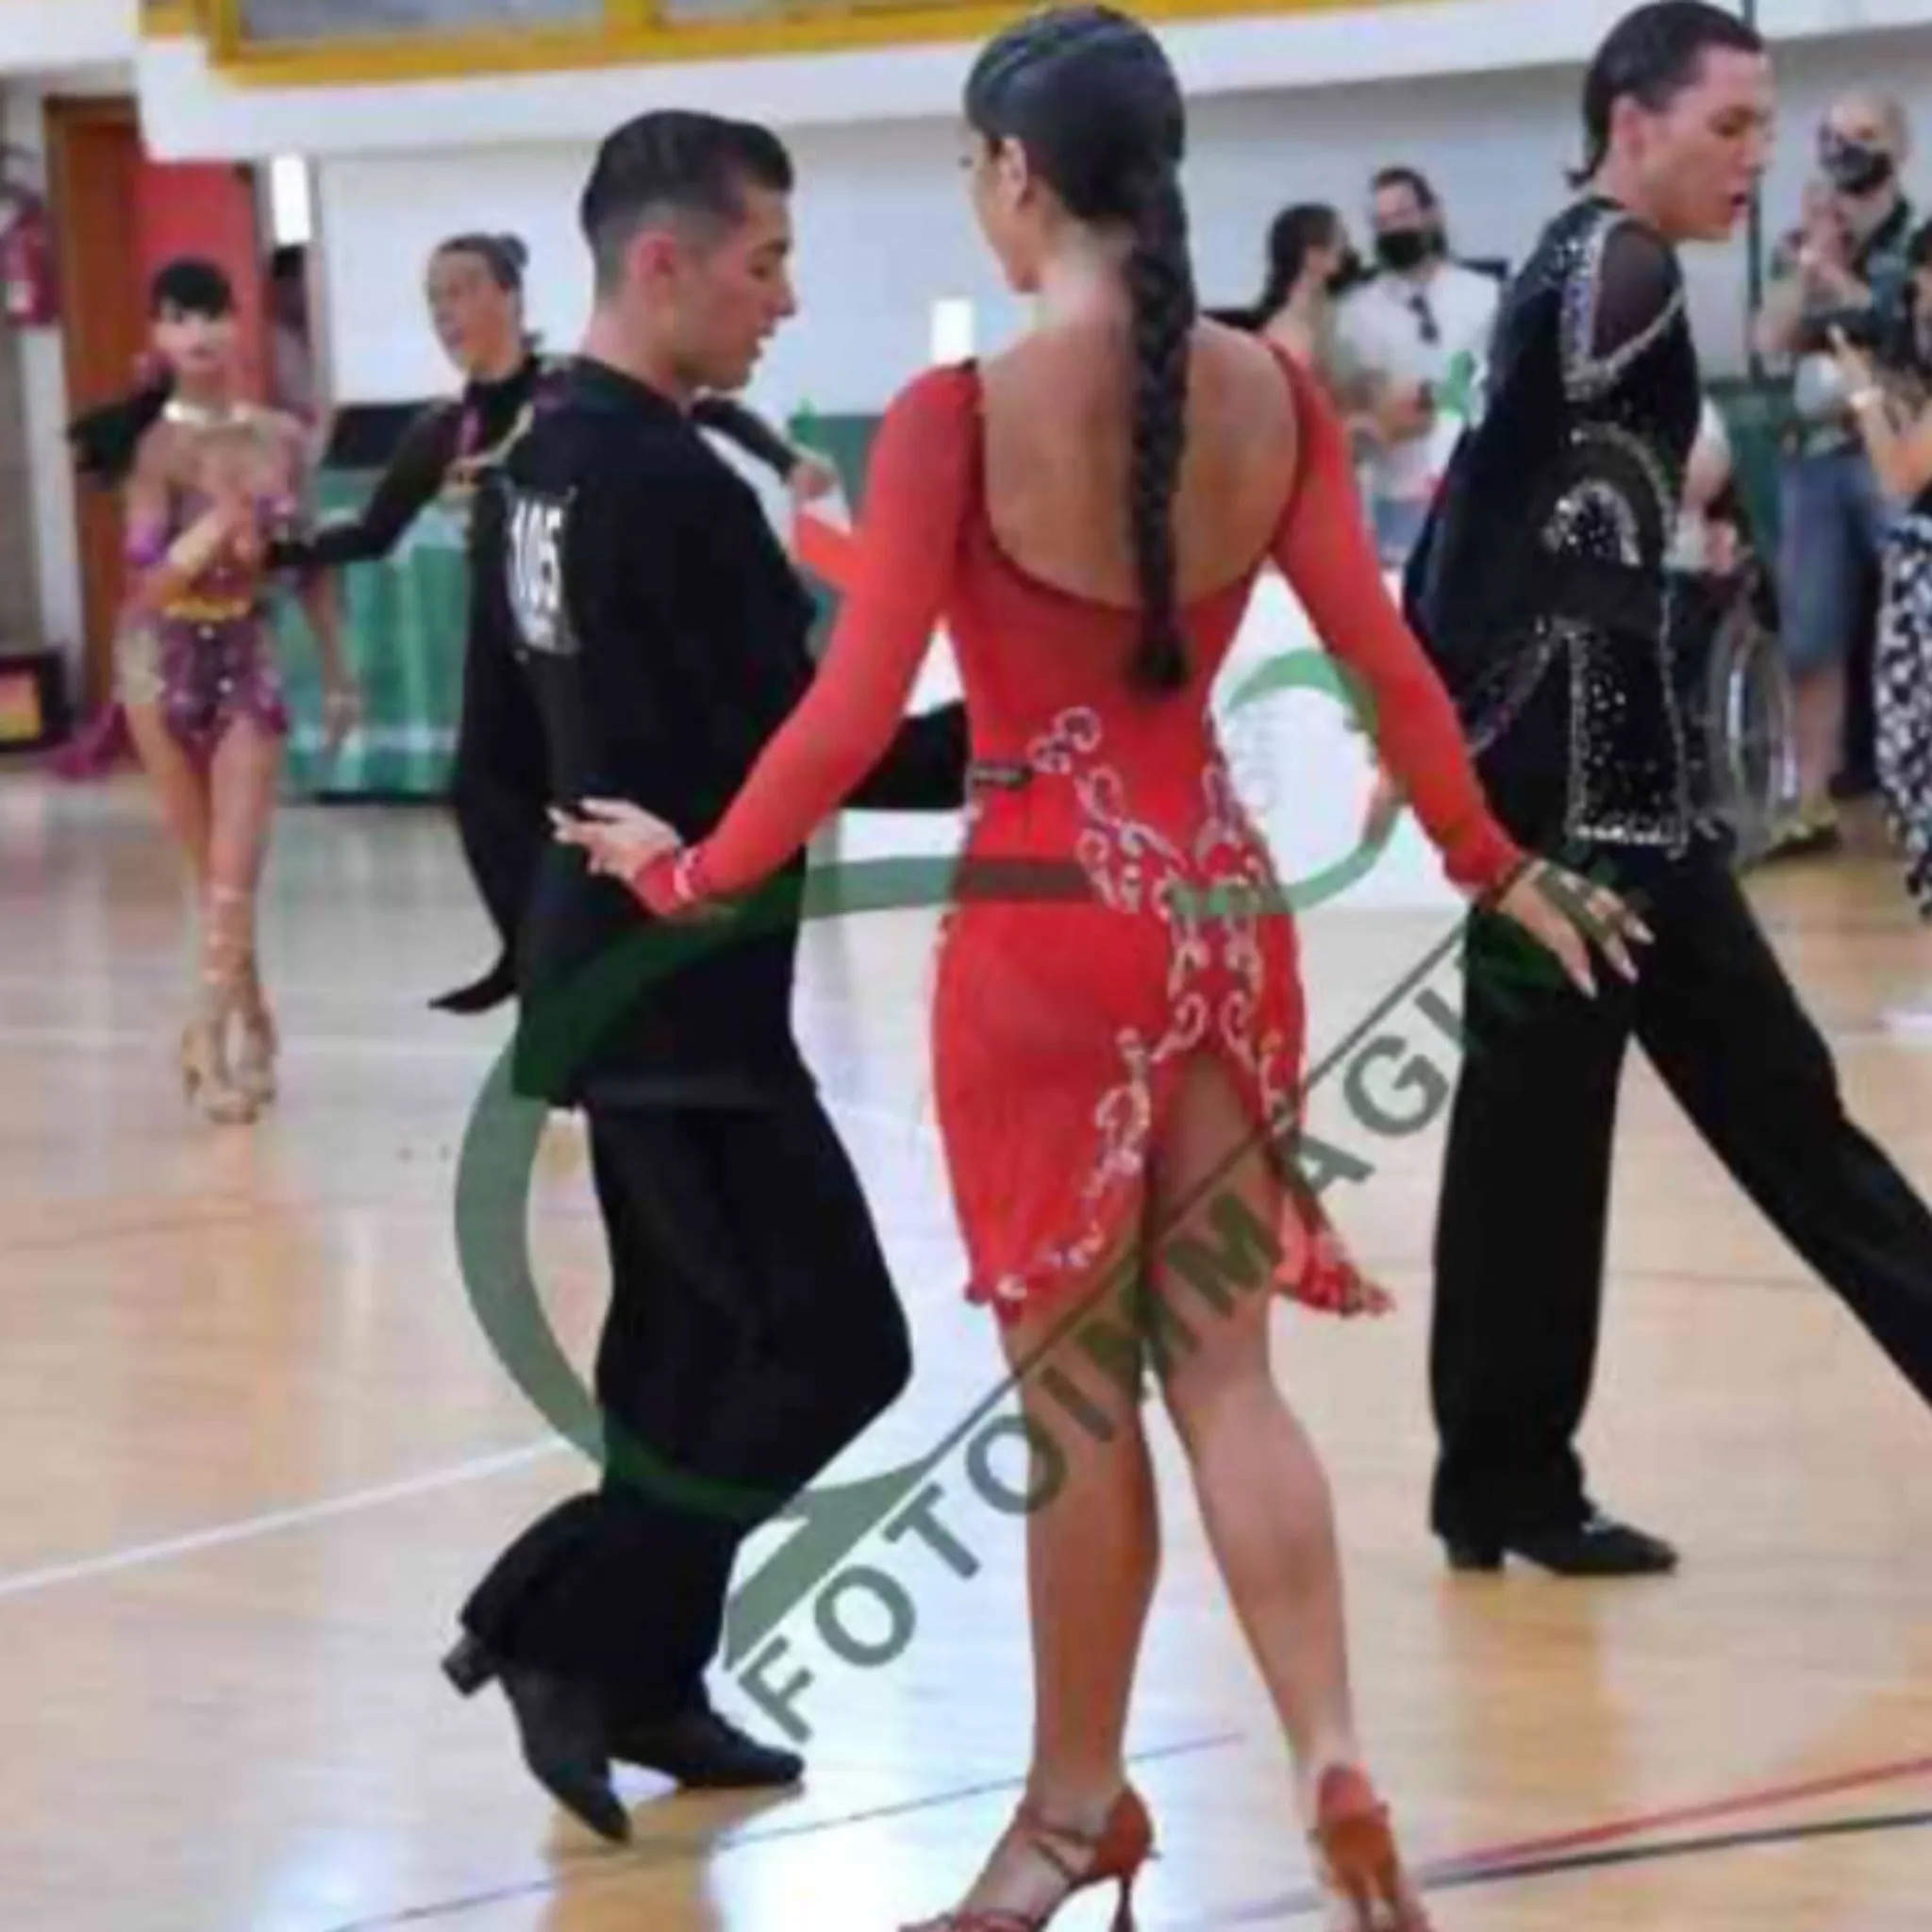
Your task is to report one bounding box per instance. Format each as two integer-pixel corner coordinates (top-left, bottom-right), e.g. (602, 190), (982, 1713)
(1830, 218), (1932, 935)
(1332, 165), (1500, 565)
(1756, 92), (1916, 854)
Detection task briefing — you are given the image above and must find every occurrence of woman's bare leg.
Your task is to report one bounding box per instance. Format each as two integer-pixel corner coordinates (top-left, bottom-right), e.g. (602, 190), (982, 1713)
(1151, 1057), (1360, 1807)
(206, 717), (285, 1108)
(1152, 1056), (1428, 1930)
(124, 702), (212, 888)
(123, 700), (248, 1116)
(912, 1255), (1160, 1923)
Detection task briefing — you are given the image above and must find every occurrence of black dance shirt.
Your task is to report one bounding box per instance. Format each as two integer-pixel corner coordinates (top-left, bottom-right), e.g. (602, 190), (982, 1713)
(494, 356), (966, 1107)
(1407, 196), (1709, 857)
(274, 355), (819, 1018)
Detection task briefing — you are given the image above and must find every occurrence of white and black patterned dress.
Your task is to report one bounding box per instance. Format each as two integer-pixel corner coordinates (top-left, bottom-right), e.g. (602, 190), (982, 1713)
(1877, 505), (1932, 917)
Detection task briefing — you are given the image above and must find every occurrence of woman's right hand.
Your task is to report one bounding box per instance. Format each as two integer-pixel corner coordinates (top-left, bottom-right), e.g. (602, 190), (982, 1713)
(1491, 858), (1653, 998)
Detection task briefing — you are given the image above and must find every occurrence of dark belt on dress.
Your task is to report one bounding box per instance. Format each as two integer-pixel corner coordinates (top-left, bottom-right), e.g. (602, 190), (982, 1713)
(967, 758), (1034, 791)
(951, 857), (1094, 903)
(958, 760), (1091, 902)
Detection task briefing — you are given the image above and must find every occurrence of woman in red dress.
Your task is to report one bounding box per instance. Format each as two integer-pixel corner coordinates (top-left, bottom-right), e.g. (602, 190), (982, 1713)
(558, 11), (1642, 1926)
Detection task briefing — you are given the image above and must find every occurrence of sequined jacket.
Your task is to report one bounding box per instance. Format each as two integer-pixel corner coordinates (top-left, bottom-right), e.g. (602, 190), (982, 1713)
(1406, 195), (1710, 858)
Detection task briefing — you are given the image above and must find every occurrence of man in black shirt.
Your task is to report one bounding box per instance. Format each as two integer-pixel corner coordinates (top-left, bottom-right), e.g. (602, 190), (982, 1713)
(438, 110), (967, 1841)
(283, 311), (822, 1008)
(1407, 3), (1932, 1578)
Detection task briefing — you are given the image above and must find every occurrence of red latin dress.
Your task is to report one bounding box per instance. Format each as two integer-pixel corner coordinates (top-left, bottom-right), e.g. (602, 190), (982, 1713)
(627, 348), (1526, 1324)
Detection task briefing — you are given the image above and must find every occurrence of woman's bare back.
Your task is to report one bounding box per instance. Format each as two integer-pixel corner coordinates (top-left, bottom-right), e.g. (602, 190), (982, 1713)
(974, 318), (1301, 611)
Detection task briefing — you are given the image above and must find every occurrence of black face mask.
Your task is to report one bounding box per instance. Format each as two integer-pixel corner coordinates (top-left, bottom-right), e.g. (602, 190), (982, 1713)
(1821, 132), (1895, 198)
(1374, 226), (1437, 274)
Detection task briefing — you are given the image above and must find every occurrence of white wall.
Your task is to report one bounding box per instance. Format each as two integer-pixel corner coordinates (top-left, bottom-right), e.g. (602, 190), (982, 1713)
(0, 0), (133, 78)
(319, 25), (1932, 417)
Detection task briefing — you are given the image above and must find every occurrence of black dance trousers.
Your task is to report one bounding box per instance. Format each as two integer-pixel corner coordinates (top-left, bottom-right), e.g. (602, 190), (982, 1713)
(449, 597), (550, 963)
(1429, 844), (1932, 1541)
(461, 1085), (911, 1723)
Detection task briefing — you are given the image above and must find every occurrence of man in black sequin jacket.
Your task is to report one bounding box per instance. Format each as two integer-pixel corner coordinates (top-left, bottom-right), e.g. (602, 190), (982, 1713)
(1404, 2), (1932, 1579)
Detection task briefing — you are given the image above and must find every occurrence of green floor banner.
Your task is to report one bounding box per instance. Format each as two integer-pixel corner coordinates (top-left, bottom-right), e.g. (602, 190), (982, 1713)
(277, 471), (471, 799)
(274, 388), (1795, 802)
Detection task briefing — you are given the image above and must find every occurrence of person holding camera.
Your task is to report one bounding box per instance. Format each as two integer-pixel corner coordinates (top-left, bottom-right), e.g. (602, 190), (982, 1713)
(1756, 93), (1917, 852)
(1332, 166), (1499, 567)
(1831, 218), (1932, 935)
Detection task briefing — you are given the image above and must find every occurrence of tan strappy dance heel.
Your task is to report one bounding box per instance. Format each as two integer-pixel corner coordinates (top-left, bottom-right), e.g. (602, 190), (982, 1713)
(232, 949), (278, 1108)
(180, 991), (257, 1125)
(181, 887), (260, 1126)
(901, 1786), (1154, 1932)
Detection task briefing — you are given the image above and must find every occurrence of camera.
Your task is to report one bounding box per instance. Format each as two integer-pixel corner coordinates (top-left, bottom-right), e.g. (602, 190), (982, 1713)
(1792, 304), (1888, 357)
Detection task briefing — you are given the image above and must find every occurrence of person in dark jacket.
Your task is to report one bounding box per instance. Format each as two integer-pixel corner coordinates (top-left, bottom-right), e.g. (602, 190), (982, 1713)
(1405, 2), (1932, 1582)
(278, 228), (833, 1006)
(433, 115), (967, 1843)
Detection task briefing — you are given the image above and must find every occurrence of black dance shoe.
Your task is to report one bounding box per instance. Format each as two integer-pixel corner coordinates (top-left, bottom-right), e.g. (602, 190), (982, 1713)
(1443, 1509), (1679, 1578)
(611, 1707), (805, 1790)
(442, 1633), (632, 1844)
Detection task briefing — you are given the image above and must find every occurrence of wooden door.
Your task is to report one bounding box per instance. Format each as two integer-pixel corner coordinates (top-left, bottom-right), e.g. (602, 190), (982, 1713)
(46, 98), (145, 709)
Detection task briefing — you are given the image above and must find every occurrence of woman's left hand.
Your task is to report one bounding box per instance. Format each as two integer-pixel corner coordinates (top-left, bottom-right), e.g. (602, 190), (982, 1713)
(551, 797), (684, 880)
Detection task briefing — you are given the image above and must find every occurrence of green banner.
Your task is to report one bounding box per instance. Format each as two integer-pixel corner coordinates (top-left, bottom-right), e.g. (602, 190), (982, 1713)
(279, 414), (888, 796)
(278, 469), (471, 799)
(1709, 375), (1797, 560)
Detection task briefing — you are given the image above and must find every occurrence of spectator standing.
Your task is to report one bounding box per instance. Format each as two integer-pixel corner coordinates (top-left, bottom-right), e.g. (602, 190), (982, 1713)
(1334, 166), (1500, 565)
(1755, 92), (1916, 853)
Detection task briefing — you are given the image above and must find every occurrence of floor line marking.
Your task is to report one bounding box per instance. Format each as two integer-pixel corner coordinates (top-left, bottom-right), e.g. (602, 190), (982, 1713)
(0, 1442), (570, 1602)
(312, 1733), (1244, 1932)
(1186, 1752), (1932, 1925)
(1432, 1749), (1932, 1873)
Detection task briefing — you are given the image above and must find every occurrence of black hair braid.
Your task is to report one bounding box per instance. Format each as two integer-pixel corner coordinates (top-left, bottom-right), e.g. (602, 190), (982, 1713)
(1124, 164), (1195, 693)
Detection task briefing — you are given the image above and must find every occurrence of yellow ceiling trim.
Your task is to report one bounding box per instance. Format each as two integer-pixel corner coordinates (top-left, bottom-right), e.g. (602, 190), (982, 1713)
(142, 0), (206, 39)
(202, 0), (1407, 89)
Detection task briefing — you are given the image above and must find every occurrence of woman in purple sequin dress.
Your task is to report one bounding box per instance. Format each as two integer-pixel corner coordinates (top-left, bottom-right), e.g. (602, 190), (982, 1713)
(69, 258), (357, 1124)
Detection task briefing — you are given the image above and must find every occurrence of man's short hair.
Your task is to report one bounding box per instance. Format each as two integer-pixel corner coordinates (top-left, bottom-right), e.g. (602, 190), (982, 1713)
(579, 109), (793, 296)
(1371, 166), (1439, 213)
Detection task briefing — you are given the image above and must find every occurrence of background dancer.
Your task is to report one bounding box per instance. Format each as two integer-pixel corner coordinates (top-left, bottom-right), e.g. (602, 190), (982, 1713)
(280, 229), (833, 1001)
(1404, 0), (1932, 1578)
(439, 110), (970, 1843)
(67, 257), (356, 1124)
(559, 13), (1636, 1928)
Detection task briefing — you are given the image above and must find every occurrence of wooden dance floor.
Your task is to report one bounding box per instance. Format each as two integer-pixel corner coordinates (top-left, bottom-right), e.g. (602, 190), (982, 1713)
(3, 771), (1929, 1932)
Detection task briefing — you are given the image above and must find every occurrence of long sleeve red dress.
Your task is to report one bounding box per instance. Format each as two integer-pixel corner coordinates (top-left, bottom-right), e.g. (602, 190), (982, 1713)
(627, 346), (1525, 1324)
